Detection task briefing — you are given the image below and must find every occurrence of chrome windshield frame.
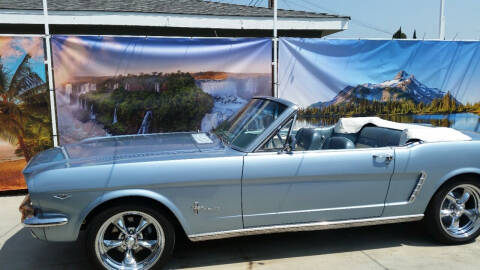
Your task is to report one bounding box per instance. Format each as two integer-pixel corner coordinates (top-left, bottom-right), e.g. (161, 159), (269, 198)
(252, 111), (298, 153)
(244, 97), (298, 153)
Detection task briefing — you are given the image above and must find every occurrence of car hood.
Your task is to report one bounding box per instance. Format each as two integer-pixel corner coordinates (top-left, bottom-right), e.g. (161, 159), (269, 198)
(65, 132), (224, 159)
(23, 132), (226, 175)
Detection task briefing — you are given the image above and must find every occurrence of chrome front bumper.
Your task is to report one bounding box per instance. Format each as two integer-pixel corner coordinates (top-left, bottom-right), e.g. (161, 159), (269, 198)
(20, 195), (69, 228)
(23, 213), (69, 228)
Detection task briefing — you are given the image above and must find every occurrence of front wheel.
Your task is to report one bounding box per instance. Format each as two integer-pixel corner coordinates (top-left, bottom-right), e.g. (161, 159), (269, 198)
(86, 204), (175, 270)
(426, 178), (480, 244)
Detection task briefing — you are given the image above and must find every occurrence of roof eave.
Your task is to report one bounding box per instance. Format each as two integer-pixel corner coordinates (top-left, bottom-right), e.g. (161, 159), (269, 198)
(0, 9), (349, 32)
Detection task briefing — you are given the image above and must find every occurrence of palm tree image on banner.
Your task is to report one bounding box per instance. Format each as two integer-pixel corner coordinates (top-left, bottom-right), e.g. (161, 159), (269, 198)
(51, 36), (272, 145)
(0, 36), (52, 192)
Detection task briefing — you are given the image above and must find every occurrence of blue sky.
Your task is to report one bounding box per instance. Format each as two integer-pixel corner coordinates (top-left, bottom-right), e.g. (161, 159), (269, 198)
(0, 37), (46, 83)
(210, 0), (480, 40)
(279, 39), (480, 107)
(51, 36), (271, 87)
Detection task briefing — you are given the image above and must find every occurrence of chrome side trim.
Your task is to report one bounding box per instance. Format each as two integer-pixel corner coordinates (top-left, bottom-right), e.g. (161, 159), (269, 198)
(243, 203), (385, 218)
(385, 201), (409, 207)
(188, 214), (424, 242)
(408, 171), (427, 203)
(23, 213), (69, 228)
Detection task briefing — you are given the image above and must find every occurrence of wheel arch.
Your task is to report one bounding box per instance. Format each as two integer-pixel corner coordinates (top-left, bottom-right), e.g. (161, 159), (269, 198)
(427, 169), (480, 210)
(79, 189), (191, 237)
(436, 169), (480, 191)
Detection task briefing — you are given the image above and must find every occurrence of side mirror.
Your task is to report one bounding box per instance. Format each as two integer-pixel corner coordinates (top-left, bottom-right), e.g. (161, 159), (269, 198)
(279, 135), (296, 154)
(288, 135), (296, 152)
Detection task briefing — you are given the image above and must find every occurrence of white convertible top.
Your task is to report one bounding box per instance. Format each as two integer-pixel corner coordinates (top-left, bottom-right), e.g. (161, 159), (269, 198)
(334, 117), (471, 144)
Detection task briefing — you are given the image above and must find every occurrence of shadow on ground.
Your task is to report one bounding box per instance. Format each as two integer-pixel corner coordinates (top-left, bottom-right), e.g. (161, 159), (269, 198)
(0, 221), (440, 269)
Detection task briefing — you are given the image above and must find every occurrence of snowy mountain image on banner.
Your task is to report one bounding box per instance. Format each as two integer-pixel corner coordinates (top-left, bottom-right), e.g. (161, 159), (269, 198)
(310, 70), (460, 109)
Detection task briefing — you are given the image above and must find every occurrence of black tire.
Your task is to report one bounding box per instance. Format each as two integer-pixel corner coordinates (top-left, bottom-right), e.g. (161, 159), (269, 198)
(425, 177), (480, 244)
(86, 203), (175, 270)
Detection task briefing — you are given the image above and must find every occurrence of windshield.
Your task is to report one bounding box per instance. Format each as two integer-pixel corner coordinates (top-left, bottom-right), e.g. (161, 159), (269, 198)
(214, 98), (287, 151)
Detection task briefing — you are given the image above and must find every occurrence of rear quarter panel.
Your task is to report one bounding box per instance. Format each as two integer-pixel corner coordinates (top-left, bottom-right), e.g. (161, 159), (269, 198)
(384, 140), (480, 217)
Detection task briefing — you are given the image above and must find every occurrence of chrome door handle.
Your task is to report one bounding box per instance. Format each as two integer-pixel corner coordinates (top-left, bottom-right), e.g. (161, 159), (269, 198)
(373, 154), (393, 162)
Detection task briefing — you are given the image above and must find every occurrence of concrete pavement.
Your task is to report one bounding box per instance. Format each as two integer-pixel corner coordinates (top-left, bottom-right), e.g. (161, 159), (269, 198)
(1, 195), (479, 270)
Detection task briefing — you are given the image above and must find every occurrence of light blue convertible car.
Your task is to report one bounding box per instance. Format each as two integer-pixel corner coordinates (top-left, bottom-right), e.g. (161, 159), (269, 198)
(20, 97), (480, 270)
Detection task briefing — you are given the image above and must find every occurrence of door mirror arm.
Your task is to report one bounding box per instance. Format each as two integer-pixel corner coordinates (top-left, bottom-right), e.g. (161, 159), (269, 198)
(278, 113), (297, 154)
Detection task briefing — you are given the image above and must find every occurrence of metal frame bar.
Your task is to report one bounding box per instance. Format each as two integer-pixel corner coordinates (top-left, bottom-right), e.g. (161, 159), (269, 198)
(320, 37), (480, 42)
(0, 34), (45, 37)
(439, 0), (446, 40)
(42, 0), (58, 147)
(272, 0), (278, 97)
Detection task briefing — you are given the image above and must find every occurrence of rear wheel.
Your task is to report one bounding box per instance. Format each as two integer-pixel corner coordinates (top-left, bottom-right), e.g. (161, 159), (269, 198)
(426, 178), (480, 244)
(86, 204), (175, 270)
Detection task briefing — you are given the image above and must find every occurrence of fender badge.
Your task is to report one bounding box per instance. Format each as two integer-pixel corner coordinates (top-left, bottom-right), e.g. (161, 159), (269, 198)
(192, 201), (220, 215)
(53, 194), (71, 200)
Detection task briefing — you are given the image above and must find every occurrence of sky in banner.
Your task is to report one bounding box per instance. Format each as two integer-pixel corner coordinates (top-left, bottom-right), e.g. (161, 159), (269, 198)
(52, 36), (272, 88)
(279, 38), (480, 108)
(209, 0), (480, 40)
(0, 36), (46, 81)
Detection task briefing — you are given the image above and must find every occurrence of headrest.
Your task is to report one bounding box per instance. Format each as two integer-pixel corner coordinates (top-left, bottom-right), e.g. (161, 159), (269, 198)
(295, 128), (325, 151)
(322, 137), (355, 150)
(357, 126), (402, 147)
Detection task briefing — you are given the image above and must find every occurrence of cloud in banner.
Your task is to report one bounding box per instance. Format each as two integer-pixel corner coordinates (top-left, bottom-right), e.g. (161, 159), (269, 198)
(52, 36), (272, 145)
(279, 38), (480, 108)
(0, 36), (44, 59)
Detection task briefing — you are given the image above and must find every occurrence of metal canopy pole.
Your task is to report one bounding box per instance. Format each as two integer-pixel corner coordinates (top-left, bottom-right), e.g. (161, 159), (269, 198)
(272, 0), (278, 97)
(42, 0), (58, 147)
(439, 0), (446, 40)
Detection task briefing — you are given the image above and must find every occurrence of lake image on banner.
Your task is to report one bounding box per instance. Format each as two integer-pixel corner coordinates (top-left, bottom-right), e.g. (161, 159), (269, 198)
(297, 70), (480, 132)
(297, 113), (480, 132)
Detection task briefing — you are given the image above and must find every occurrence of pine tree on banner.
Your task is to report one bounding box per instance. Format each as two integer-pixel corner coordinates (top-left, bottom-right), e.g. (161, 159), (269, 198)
(413, 30), (417, 39)
(393, 27), (407, 39)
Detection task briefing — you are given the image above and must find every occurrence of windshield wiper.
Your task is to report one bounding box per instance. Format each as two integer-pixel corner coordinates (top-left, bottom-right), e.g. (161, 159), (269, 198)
(213, 130), (229, 146)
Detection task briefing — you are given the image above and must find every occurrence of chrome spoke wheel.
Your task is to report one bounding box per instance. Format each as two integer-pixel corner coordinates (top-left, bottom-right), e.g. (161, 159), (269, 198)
(95, 211), (165, 270)
(440, 184), (480, 238)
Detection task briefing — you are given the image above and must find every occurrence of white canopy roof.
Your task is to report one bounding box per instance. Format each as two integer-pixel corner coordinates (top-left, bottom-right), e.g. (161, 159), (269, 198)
(334, 117), (471, 144)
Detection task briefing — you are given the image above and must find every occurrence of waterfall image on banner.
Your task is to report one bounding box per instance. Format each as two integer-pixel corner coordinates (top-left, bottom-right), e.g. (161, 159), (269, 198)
(279, 39), (480, 132)
(52, 36), (272, 144)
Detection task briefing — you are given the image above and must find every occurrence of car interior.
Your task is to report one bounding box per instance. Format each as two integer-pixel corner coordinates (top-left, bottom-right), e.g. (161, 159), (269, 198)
(293, 124), (404, 151)
(261, 121), (408, 152)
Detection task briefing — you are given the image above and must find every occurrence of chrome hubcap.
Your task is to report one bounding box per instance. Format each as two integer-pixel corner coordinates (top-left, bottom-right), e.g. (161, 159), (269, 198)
(440, 184), (480, 238)
(95, 211), (165, 270)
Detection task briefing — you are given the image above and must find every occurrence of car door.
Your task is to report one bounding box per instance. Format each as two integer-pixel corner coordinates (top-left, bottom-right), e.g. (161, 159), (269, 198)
(242, 138), (395, 228)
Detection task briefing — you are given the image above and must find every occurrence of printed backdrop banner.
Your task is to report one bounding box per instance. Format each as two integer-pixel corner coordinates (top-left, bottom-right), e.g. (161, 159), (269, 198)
(279, 38), (480, 131)
(52, 36), (272, 145)
(0, 36), (53, 192)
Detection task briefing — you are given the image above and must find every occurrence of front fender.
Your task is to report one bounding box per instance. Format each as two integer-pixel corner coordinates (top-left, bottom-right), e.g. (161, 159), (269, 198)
(76, 189), (191, 237)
